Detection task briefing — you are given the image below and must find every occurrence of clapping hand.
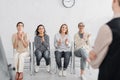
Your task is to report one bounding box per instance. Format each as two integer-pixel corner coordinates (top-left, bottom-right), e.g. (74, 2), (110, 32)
(57, 39), (61, 46)
(17, 33), (24, 41)
(65, 38), (69, 45)
(89, 51), (97, 61)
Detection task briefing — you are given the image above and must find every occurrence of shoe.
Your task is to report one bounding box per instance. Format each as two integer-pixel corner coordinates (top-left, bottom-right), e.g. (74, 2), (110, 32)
(58, 70), (62, 76)
(80, 75), (86, 80)
(63, 70), (67, 77)
(15, 72), (19, 80)
(46, 65), (50, 72)
(35, 66), (39, 73)
(18, 72), (23, 80)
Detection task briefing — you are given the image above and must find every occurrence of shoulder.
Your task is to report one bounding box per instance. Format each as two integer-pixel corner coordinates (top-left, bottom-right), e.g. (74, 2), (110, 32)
(99, 24), (111, 34)
(34, 35), (39, 39)
(45, 34), (49, 38)
(74, 32), (79, 37)
(54, 33), (60, 37)
(45, 34), (49, 37)
(84, 32), (90, 37)
(12, 33), (17, 38)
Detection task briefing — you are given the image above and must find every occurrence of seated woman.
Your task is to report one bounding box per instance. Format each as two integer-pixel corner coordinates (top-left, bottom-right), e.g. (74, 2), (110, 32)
(34, 24), (50, 73)
(12, 22), (29, 80)
(74, 22), (91, 80)
(54, 24), (71, 77)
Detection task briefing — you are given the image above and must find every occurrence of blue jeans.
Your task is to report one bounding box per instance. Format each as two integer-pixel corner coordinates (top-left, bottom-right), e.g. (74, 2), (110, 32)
(35, 49), (50, 66)
(55, 51), (71, 70)
(74, 48), (88, 70)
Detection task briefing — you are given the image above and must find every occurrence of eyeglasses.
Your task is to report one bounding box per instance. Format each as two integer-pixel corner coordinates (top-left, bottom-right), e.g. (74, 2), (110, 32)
(79, 25), (84, 27)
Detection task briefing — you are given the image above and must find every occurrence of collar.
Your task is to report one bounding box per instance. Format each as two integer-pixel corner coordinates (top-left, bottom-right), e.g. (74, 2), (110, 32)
(113, 13), (120, 18)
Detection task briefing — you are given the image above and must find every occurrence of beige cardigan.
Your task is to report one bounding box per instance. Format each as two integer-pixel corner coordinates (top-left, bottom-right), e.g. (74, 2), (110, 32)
(74, 32), (90, 52)
(12, 33), (29, 53)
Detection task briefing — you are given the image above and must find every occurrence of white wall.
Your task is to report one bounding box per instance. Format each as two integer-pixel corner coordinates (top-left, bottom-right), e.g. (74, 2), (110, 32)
(0, 0), (113, 59)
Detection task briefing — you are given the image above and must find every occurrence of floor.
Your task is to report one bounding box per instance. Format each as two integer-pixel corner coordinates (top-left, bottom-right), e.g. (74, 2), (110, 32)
(23, 66), (98, 80)
(7, 53), (99, 80)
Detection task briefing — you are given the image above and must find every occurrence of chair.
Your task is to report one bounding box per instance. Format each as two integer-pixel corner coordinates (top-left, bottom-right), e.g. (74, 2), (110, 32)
(32, 42), (51, 73)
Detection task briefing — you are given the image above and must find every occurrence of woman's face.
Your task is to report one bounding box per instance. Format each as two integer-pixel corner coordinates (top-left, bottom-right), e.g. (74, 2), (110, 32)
(61, 25), (67, 33)
(17, 23), (24, 32)
(38, 26), (45, 34)
(78, 24), (84, 32)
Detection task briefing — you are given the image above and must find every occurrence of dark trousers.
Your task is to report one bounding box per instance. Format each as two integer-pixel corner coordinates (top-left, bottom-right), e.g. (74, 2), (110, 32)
(55, 51), (71, 70)
(35, 49), (50, 66)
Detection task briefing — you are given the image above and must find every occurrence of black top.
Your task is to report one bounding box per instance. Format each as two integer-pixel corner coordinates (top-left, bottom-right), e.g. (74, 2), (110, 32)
(98, 17), (120, 80)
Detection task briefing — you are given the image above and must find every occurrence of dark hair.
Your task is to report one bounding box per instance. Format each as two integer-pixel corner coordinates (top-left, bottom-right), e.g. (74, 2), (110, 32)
(59, 24), (68, 34)
(16, 22), (24, 27)
(35, 24), (46, 36)
(78, 22), (85, 27)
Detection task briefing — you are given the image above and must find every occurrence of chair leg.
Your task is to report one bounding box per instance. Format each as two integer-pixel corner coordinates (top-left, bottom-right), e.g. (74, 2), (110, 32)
(73, 55), (75, 74)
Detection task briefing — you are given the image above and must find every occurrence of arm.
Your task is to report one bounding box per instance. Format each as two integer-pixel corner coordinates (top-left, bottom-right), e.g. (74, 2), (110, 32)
(86, 33), (91, 46)
(42, 35), (50, 50)
(34, 36), (42, 49)
(89, 25), (112, 68)
(12, 34), (18, 49)
(74, 34), (78, 48)
(21, 33), (29, 48)
(65, 35), (71, 47)
(54, 35), (58, 48)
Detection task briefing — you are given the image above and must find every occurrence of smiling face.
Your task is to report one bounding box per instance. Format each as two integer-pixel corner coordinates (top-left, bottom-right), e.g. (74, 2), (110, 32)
(59, 24), (68, 34)
(78, 23), (85, 33)
(61, 25), (67, 33)
(112, 0), (120, 12)
(16, 22), (24, 33)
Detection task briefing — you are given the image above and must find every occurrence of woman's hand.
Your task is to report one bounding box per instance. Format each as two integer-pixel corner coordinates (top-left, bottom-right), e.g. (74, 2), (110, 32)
(41, 36), (45, 42)
(17, 33), (24, 41)
(65, 38), (69, 45)
(89, 51), (97, 61)
(57, 39), (61, 46)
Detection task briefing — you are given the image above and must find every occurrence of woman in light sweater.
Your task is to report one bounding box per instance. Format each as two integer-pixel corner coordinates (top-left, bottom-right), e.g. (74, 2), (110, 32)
(54, 24), (71, 77)
(12, 22), (29, 80)
(74, 22), (90, 80)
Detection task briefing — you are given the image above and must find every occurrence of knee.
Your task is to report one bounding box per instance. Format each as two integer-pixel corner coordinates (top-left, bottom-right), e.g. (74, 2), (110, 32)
(65, 52), (71, 58)
(55, 51), (60, 57)
(19, 55), (24, 60)
(35, 49), (42, 57)
(44, 50), (50, 58)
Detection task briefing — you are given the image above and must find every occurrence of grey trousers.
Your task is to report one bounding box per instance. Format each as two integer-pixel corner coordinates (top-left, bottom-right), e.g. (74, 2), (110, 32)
(74, 48), (88, 70)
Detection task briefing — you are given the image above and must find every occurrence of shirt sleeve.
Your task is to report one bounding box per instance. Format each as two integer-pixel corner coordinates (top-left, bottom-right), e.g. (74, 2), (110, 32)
(24, 33), (29, 42)
(90, 25), (112, 68)
(66, 35), (71, 48)
(12, 34), (15, 45)
(34, 36), (42, 49)
(42, 35), (50, 50)
(54, 34), (58, 48)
